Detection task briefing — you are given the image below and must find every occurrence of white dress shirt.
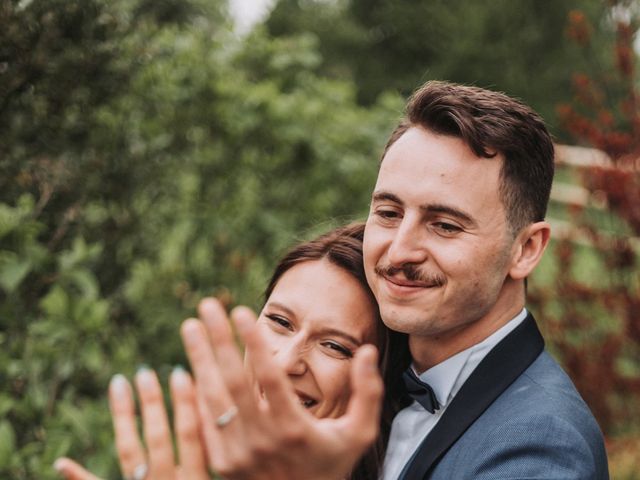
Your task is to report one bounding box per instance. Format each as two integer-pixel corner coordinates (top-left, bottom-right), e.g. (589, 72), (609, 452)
(380, 308), (528, 480)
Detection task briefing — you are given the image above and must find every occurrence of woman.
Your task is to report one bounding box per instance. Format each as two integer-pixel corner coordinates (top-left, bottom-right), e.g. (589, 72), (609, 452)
(55, 223), (409, 480)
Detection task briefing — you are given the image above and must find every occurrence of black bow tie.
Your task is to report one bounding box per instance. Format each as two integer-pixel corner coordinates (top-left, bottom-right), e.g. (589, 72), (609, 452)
(402, 367), (440, 414)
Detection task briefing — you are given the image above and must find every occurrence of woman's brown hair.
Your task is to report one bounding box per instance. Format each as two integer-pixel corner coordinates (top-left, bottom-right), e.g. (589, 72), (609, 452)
(264, 223), (410, 480)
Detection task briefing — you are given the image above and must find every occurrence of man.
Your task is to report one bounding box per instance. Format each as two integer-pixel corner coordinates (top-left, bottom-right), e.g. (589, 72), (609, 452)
(182, 81), (609, 479)
(361, 81), (608, 478)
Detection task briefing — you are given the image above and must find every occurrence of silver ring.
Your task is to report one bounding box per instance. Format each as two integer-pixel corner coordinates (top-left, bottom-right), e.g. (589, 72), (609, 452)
(215, 405), (239, 428)
(124, 463), (148, 480)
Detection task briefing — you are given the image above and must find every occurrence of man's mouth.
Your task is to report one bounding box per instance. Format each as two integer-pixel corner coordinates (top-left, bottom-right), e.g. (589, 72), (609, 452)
(383, 274), (431, 288)
(375, 264), (444, 289)
(382, 273), (440, 289)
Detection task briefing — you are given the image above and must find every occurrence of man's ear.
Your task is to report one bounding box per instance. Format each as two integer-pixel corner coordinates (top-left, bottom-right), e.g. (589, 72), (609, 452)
(509, 221), (551, 280)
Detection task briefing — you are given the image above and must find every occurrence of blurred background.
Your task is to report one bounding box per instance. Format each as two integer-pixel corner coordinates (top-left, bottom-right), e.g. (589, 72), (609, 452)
(1, 0), (638, 478)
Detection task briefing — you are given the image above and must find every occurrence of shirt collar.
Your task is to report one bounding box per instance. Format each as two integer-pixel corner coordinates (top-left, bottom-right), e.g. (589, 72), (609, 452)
(412, 308), (528, 409)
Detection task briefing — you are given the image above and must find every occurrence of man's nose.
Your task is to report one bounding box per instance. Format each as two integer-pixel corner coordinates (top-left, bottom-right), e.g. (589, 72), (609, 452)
(386, 217), (428, 267)
(273, 338), (308, 376)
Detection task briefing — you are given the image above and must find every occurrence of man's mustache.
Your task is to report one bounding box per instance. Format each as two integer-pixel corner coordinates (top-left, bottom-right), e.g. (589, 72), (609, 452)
(374, 264), (446, 287)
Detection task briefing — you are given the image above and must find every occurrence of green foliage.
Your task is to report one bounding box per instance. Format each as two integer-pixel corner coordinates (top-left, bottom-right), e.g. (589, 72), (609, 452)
(2, 0), (637, 477)
(266, 0), (616, 136)
(0, 0), (400, 477)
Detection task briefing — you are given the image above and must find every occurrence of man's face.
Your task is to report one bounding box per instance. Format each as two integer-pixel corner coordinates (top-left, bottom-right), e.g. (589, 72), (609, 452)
(363, 126), (517, 342)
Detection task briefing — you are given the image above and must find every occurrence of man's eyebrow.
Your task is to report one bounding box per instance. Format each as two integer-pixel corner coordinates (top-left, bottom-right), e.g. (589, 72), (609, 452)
(423, 203), (476, 226)
(371, 191), (403, 205)
(371, 191), (476, 226)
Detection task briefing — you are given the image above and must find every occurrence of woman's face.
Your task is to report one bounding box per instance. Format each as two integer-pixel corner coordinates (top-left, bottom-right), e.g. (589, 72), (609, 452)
(255, 258), (378, 419)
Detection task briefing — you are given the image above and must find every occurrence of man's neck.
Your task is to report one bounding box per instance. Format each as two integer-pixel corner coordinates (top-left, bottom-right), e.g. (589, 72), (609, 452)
(409, 288), (525, 373)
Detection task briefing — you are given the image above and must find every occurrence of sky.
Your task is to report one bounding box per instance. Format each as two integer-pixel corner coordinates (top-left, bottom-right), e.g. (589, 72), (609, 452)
(228, 0), (276, 34)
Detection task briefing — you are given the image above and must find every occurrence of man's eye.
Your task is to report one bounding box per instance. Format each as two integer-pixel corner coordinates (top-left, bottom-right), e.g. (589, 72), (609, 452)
(433, 222), (462, 234)
(322, 341), (353, 358)
(266, 314), (293, 331)
(375, 209), (400, 219)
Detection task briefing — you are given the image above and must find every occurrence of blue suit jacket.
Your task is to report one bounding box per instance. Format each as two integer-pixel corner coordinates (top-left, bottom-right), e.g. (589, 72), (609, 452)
(399, 313), (609, 480)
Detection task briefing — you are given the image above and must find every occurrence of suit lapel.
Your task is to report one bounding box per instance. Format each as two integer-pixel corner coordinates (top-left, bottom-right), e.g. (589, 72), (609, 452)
(399, 313), (544, 480)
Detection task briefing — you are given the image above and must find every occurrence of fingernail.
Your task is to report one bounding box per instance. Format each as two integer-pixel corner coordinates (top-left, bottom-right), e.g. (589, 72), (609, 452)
(171, 365), (189, 387)
(198, 298), (219, 319)
(233, 311), (252, 334)
(53, 458), (65, 473)
(363, 346), (379, 372)
(110, 374), (128, 396)
(200, 297), (216, 310)
(136, 367), (155, 389)
(182, 320), (201, 346)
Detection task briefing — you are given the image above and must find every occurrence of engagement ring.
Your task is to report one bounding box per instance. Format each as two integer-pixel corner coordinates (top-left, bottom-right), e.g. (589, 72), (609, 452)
(215, 405), (239, 428)
(124, 463), (148, 480)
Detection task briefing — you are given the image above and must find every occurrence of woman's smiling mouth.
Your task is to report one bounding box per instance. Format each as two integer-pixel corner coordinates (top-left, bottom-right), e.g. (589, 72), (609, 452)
(296, 390), (318, 409)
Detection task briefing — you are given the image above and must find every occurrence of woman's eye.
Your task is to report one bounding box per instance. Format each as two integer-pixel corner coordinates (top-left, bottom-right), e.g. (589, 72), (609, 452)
(266, 314), (293, 331)
(322, 341), (353, 358)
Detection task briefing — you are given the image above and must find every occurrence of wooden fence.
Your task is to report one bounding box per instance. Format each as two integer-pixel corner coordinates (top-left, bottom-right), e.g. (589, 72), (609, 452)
(549, 144), (639, 251)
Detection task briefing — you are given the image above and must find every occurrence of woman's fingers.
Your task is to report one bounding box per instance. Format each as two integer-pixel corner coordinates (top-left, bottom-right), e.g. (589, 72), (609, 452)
(190, 301), (268, 471)
(200, 301), (259, 422)
(170, 367), (209, 480)
(197, 298), (233, 346)
(232, 308), (301, 421)
(109, 375), (147, 478)
(195, 388), (218, 467)
(181, 317), (242, 470)
(53, 458), (103, 480)
(339, 345), (383, 448)
(135, 368), (177, 480)
(181, 317), (234, 419)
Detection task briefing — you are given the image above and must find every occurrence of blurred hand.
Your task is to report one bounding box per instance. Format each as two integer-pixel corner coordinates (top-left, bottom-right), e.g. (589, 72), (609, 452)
(55, 367), (209, 480)
(181, 297), (384, 480)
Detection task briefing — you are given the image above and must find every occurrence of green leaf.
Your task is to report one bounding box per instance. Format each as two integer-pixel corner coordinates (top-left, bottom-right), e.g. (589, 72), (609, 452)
(0, 420), (16, 467)
(0, 255), (31, 293)
(0, 394), (14, 418)
(40, 285), (69, 318)
(0, 203), (20, 239)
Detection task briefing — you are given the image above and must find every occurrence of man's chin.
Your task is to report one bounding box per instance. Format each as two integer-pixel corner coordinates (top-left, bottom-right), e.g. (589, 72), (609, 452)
(378, 305), (431, 335)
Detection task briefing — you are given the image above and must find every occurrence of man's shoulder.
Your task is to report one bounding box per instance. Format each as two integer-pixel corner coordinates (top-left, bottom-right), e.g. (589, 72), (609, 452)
(449, 350), (607, 477)
(518, 351), (589, 403)
(488, 350), (597, 426)
(430, 351), (609, 479)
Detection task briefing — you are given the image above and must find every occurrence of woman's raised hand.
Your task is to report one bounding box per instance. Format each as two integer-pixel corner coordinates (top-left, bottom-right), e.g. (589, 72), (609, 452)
(55, 294), (384, 480)
(181, 297), (384, 480)
(54, 367), (209, 480)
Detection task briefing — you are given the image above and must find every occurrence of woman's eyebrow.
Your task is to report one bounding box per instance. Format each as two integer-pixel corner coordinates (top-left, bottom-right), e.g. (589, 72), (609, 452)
(266, 301), (362, 345)
(320, 328), (361, 346)
(264, 301), (296, 318)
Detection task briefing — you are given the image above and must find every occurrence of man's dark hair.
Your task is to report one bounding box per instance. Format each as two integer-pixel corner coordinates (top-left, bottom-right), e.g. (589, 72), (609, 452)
(383, 81), (555, 234)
